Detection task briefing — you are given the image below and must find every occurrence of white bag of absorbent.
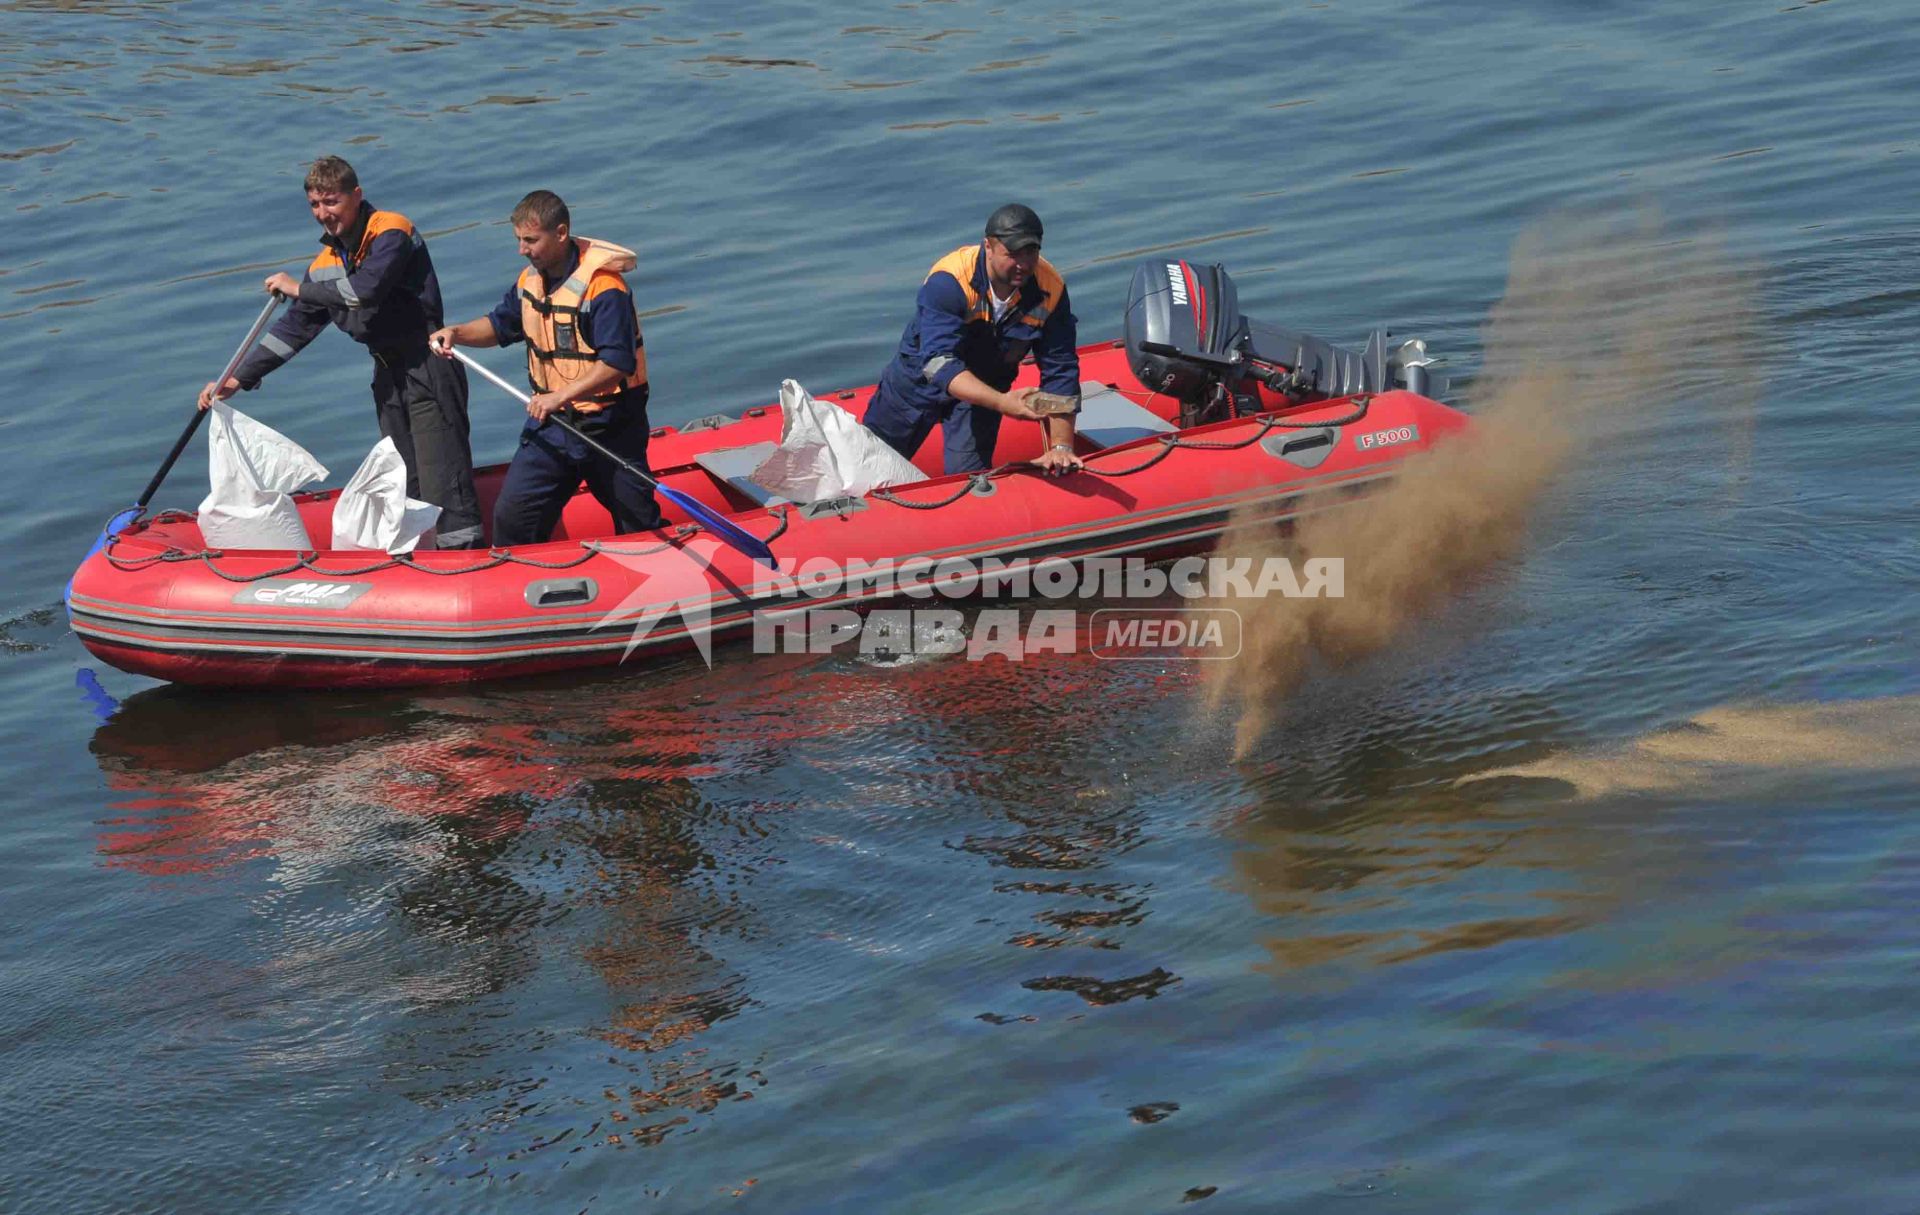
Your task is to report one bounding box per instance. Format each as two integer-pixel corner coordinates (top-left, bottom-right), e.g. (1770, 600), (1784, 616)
(197, 401), (328, 550)
(749, 378), (927, 503)
(330, 436), (441, 553)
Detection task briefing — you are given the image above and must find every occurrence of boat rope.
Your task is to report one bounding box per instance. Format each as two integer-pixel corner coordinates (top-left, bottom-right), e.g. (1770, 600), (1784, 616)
(873, 473), (991, 511)
(873, 395), (1372, 506)
(585, 504), (790, 557)
(91, 390), (1352, 579)
(96, 505), (792, 583)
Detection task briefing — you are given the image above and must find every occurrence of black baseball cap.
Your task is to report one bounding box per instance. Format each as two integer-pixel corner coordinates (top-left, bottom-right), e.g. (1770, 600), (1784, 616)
(984, 203), (1043, 252)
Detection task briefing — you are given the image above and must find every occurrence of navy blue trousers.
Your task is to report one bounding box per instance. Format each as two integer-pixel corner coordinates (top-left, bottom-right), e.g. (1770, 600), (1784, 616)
(862, 380), (1003, 475)
(371, 347), (484, 549)
(492, 404), (662, 546)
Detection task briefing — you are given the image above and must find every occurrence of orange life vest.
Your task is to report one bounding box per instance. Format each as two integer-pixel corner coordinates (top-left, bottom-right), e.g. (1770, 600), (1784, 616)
(517, 237), (648, 414)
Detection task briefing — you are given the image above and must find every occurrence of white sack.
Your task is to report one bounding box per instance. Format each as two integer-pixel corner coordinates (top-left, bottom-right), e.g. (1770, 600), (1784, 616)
(330, 435), (441, 553)
(197, 401), (328, 550)
(749, 379), (927, 503)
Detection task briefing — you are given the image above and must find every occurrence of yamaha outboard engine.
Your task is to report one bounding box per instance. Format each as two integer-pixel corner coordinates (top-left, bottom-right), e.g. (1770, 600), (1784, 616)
(1124, 260), (1251, 413)
(1124, 258), (1447, 426)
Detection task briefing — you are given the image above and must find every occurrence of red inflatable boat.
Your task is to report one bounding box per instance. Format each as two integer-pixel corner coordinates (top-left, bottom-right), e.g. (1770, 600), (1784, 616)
(68, 260), (1469, 687)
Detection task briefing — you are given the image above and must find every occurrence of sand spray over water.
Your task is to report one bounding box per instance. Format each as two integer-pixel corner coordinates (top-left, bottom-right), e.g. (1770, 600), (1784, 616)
(1458, 697), (1920, 798)
(1204, 208), (1761, 757)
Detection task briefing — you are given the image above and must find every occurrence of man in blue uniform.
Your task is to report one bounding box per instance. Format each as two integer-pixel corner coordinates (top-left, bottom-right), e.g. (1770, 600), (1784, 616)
(863, 203), (1084, 476)
(429, 190), (661, 545)
(198, 155), (484, 548)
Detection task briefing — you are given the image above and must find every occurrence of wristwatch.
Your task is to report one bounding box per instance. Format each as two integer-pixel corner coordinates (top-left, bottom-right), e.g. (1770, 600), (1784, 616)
(1051, 443), (1074, 454)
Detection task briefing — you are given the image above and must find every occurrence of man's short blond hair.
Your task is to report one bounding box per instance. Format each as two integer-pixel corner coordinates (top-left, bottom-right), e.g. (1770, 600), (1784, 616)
(304, 155), (358, 195)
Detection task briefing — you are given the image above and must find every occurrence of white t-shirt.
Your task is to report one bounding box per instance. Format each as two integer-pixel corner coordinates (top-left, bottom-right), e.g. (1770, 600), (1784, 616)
(989, 286), (1013, 323)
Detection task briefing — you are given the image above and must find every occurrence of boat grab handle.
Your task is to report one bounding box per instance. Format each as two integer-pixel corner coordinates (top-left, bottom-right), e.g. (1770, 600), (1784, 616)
(525, 577), (599, 608)
(1261, 426), (1339, 470)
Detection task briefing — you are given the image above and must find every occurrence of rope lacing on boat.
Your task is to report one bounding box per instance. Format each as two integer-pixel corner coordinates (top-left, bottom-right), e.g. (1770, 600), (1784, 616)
(90, 395), (1359, 582)
(872, 395), (1371, 506)
(96, 505), (794, 583)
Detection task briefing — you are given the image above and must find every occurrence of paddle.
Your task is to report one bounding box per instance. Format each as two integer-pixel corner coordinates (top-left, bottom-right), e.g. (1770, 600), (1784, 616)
(448, 347), (778, 569)
(69, 292), (285, 606)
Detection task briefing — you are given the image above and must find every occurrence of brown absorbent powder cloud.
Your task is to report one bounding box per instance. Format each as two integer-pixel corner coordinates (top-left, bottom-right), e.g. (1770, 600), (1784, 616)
(1457, 696), (1920, 798)
(1203, 207), (1760, 757)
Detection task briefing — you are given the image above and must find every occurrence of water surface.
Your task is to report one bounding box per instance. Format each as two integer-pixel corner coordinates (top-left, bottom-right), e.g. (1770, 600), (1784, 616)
(2, 1), (1917, 1211)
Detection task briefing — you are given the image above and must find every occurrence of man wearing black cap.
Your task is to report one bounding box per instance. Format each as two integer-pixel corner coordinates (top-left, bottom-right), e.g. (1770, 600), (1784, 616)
(862, 203), (1083, 476)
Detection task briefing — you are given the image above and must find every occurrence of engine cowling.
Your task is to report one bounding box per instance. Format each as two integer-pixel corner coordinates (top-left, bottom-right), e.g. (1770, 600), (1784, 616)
(1123, 259), (1249, 405)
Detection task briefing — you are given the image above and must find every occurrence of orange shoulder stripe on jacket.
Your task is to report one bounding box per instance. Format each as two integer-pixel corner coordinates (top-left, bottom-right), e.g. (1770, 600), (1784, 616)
(363, 210), (414, 239)
(927, 245), (987, 319)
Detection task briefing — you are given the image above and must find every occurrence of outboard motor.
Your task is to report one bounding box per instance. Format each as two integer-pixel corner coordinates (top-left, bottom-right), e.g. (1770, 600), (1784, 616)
(1124, 260), (1251, 412)
(1124, 258), (1448, 425)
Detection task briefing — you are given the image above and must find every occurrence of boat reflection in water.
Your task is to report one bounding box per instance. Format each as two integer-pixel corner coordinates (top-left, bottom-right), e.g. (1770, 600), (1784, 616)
(83, 619), (1198, 1184)
(85, 658), (804, 1170)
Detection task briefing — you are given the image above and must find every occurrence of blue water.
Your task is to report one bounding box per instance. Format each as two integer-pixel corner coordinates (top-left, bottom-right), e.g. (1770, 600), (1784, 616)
(4, 1), (1919, 1210)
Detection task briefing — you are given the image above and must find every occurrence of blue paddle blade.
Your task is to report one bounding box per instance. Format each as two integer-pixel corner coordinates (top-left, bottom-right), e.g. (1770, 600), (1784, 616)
(89, 506), (143, 558)
(75, 667), (120, 722)
(657, 484), (778, 569)
(67, 505), (143, 610)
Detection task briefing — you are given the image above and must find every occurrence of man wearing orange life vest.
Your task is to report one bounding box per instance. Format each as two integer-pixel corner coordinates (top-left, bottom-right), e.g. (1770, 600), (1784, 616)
(863, 203), (1084, 476)
(197, 155), (485, 549)
(429, 190), (661, 545)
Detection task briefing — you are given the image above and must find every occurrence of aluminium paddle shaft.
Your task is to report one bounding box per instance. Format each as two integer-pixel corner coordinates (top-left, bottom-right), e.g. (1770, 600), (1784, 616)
(70, 291), (288, 609)
(446, 345), (778, 567)
(138, 291), (286, 510)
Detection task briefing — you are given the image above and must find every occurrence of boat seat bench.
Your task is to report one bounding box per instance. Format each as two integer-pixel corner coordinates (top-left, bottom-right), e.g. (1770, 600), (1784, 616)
(1071, 380), (1177, 449)
(691, 441), (788, 507)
